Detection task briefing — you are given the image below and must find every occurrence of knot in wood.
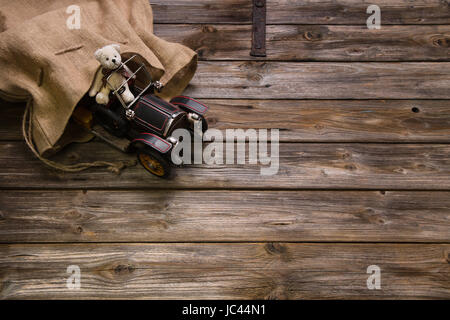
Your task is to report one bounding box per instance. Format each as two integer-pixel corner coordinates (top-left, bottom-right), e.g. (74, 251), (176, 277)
(345, 164), (356, 171)
(202, 25), (216, 33)
(303, 31), (322, 41)
(432, 37), (449, 47)
(265, 243), (287, 255)
(114, 264), (135, 274)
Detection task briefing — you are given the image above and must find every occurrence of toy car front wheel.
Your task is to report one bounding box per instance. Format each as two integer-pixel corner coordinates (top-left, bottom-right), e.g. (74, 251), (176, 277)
(137, 148), (171, 178)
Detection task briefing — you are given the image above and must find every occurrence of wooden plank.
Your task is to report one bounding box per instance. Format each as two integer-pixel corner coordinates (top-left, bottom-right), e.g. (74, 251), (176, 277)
(0, 141), (449, 189)
(3, 99), (450, 142)
(184, 62), (450, 99)
(1, 190), (449, 243)
(204, 99), (450, 142)
(151, 0), (450, 25)
(154, 24), (450, 61)
(1, 243), (449, 299)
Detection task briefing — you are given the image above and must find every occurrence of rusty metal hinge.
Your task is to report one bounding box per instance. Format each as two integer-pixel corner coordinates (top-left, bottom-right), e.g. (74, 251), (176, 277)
(250, 0), (266, 57)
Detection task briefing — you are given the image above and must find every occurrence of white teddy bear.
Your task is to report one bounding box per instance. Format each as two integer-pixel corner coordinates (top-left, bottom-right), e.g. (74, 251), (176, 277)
(89, 44), (135, 105)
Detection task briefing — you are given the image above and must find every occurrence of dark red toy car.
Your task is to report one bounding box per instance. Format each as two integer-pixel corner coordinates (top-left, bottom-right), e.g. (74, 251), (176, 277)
(73, 55), (208, 178)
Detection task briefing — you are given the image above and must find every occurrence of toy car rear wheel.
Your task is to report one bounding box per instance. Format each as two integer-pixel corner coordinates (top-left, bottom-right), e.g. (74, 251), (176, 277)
(137, 148), (171, 178)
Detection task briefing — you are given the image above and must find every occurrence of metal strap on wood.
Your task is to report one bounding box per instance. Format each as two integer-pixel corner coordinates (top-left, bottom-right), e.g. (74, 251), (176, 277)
(250, 0), (266, 57)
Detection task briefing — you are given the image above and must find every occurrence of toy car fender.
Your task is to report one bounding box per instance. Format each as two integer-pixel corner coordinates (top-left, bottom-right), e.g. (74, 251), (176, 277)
(170, 96), (208, 115)
(131, 132), (172, 154)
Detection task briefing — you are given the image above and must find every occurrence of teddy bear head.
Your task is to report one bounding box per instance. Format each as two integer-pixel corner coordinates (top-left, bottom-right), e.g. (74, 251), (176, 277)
(94, 44), (122, 70)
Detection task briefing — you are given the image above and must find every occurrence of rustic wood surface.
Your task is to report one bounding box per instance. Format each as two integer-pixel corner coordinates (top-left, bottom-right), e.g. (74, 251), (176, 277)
(1, 190), (449, 243)
(154, 24), (450, 61)
(3, 99), (450, 142)
(151, 0), (450, 25)
(1, 141), (450, 189)
(184, 62), (450, 99)
(0, 0), (449, 299)
(1, 244), (449, 299)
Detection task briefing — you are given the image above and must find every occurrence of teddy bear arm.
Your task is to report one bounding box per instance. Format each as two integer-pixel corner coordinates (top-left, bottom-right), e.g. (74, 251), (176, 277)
(123, 65), (136, 79)
(89, 69), (103, 97)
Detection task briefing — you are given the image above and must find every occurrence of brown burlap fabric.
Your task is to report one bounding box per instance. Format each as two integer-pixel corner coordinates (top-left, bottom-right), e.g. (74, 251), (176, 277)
(0, 0), (197, 156)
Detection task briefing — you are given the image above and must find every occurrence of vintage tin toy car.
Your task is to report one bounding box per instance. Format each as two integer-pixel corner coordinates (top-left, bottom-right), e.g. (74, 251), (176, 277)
(73, 55), (208, 178)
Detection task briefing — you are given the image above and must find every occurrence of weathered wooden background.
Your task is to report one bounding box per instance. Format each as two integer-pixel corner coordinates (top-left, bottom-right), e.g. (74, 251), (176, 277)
(0, 0), (449, 299)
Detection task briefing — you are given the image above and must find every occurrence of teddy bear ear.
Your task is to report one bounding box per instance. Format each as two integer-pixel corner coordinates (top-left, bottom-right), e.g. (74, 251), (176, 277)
(111, 44), (121, 53)
(94, 49), (103, 61)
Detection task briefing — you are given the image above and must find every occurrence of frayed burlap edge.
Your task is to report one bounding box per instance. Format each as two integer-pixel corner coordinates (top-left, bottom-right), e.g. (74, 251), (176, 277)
(22, 97), (137, 174)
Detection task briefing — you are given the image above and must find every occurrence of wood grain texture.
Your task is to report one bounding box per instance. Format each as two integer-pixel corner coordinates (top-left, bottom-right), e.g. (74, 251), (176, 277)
(3, 99), (450, 142)
(1, 190), (449, 243)
(0, 0), (449, 301)
(154, 24), (450, 61)
(1, 243), (449, 299)
(150, 0), (450, 25)
(1, 141), (449, 190)
(204, 99), (450, 142)
(184, 62), (450, 99)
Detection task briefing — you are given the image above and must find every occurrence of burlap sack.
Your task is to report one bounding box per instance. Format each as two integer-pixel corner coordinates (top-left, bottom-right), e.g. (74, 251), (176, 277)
(0, 0), (197, 156)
